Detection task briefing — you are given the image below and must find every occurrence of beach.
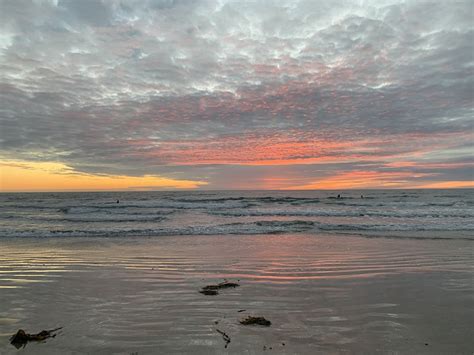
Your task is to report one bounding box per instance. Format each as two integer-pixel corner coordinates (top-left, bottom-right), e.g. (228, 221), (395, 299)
(0, 233), (472, 354)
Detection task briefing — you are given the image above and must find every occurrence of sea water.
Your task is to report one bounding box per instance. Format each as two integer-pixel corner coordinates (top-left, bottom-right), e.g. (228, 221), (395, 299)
(1, 189), (473, 239)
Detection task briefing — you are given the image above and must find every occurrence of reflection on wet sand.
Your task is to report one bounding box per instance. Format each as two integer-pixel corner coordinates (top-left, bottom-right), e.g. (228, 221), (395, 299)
(0, 234), (472, 354)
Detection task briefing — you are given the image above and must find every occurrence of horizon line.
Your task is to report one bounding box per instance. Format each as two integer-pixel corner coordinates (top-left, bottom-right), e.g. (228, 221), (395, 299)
(1, 187), (473, 193)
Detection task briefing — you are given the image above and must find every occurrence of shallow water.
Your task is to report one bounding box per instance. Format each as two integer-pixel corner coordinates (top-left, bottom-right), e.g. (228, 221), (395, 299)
(0, 234), (472, 354)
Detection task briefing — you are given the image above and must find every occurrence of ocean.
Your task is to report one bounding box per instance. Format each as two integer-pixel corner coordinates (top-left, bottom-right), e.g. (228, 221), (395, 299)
(1, 189), (473, 239)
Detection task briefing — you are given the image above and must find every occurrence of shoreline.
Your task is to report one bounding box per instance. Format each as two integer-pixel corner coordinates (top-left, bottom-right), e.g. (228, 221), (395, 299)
(1, 227), (473, 241)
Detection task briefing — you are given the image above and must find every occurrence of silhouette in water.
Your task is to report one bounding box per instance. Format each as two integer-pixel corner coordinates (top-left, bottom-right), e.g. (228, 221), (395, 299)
(116, 200), (119, 204)
(337, 194), (341, 199)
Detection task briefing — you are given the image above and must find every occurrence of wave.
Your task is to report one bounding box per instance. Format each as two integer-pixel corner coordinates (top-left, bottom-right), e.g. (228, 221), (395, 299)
(0, 220), (316, 238)
(316, 223), (474, 232)
(1, 218), (473, 239)
(60, 207), (176, 215)
(53, 215), (167, 223)
(3, 197), (470, 213)
(168, 196), (323, 207)
(208, 208), (474, 219)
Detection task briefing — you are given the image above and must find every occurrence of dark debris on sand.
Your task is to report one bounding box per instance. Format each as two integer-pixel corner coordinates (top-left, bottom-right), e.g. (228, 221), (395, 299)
(10, 327), (62, 349)
(216, 329), (231, 348)
(199, 280), (240, 295)
(199, 289), (219, 296)
(239, 316), (271, 326)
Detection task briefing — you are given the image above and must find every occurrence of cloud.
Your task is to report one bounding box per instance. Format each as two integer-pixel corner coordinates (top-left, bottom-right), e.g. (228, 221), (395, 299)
(0, 0), (472, 189)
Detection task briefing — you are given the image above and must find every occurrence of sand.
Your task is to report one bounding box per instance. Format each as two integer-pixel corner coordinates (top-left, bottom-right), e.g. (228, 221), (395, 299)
(0, 234), (472, 354)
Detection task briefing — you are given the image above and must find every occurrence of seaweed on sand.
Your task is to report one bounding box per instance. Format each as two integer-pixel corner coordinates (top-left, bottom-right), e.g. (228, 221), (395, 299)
(202, 281), (239, 291)
(199, 280), (240, 295)
(199, 289), (218, 296)
(216, 329), (231, 348)
(10, 327), (62, 349)
(239, 316), (271, 326)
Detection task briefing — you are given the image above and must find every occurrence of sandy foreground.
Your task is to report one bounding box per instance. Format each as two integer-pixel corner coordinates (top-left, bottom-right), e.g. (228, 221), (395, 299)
(0, 234), (472, 354)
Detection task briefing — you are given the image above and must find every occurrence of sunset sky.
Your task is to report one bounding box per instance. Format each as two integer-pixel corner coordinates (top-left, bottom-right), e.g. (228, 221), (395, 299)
(1, 0), (473, 191)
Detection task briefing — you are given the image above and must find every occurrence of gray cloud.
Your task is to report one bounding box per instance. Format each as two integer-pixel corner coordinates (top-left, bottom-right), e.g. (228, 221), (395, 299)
(0, 0), (473, 188)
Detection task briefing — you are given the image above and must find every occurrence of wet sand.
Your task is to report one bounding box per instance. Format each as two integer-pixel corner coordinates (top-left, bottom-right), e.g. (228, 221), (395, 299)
(0, 234), (472, 354)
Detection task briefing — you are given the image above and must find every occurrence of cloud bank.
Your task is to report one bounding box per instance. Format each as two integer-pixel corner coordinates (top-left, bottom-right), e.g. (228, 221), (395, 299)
(1, 0), (473, 189)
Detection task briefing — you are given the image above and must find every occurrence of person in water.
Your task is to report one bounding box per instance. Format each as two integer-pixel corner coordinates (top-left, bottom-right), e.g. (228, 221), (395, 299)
(337, 194), (341, 199)
(116, 200), (119, 204)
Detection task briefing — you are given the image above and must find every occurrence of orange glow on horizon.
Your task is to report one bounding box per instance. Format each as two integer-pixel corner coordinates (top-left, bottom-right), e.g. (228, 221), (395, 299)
(416, 181), (474, 189)
(0, 160), (207, 192)
(283, 171), (436, 190)
(1, 159), (471, 192)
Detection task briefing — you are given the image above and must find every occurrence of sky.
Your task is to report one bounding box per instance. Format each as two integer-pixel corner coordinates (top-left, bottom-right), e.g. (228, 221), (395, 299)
(0, 0), (473, 191)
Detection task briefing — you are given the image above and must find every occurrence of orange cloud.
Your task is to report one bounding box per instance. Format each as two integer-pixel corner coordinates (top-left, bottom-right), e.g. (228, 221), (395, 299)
(132, 131), (472, 167)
